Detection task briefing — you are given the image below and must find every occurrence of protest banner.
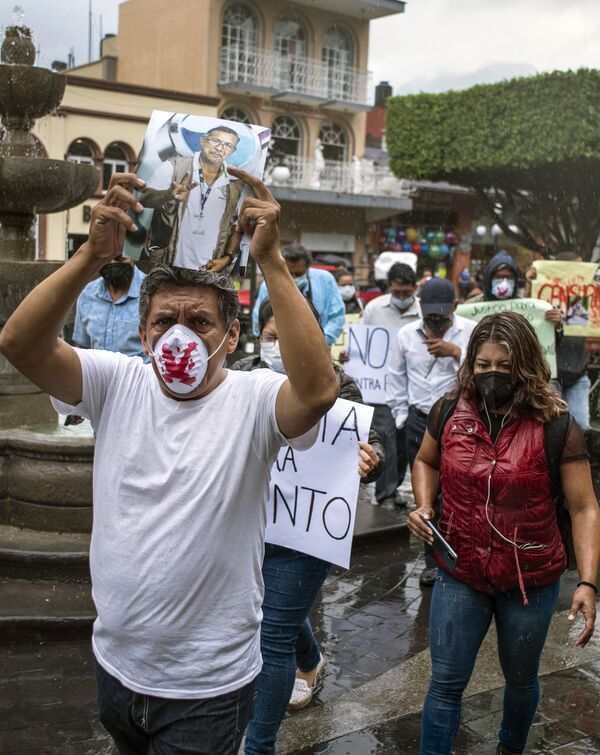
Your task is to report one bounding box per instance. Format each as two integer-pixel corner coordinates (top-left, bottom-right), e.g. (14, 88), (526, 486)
(532, 261), (600, 336)
(344, 324), (398, 403)
(124, 110), (271, 276)
(457, 298), (557, 377)
(265, 398), (374, 569)
(331, 313), (362, 362)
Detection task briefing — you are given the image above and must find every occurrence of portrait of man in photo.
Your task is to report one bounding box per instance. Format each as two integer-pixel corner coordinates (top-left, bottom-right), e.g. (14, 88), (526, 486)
(124, 111), (271, 276)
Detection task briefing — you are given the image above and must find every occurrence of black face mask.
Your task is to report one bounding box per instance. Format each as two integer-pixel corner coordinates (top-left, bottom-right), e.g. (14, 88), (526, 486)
(474, 371), (516, 409)
(99, 263), (134, 289)
(424, 316), (451, 337)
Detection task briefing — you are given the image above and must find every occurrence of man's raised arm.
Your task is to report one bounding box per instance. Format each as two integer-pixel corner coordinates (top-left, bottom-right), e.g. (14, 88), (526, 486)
(0, 174), (144, 405)
(229, 166), (338, 439)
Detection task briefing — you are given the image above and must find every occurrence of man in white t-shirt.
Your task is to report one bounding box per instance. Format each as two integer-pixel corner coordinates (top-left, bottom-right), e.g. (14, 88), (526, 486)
(0, 170), (338, 754)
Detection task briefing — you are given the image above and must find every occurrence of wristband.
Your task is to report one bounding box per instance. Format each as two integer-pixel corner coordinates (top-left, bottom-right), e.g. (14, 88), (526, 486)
(577, 581), (598, 594)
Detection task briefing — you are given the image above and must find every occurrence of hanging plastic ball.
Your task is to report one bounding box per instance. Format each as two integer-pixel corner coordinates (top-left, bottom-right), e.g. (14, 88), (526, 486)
(397, 229), (406, 241)
(420, 242), (430, 255)
(446, 231), (457, 245)
(393, 242), (402, 251)
(426, 230), (436, 243)
(435, 230), (445, 244)
(387, 227), (397, 239)
(429, 244), (441, 258)
(406, 227), (418, 242)
(412, 242), (421, 254)
(402, 241), (412, 252)
(439, 243), (450, 257)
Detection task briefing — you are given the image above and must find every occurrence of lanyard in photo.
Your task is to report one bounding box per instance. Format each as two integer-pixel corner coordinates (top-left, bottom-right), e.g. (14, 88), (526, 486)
(198, 171), (213, 218)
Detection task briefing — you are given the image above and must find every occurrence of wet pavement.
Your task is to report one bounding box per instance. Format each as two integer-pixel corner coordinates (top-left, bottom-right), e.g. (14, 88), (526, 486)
(2, 487), (600, 754)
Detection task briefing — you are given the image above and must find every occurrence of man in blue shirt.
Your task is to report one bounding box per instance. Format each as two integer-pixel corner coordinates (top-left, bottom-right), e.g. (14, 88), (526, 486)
(252, 244), (345, 346)
(73, 256), (146, 358)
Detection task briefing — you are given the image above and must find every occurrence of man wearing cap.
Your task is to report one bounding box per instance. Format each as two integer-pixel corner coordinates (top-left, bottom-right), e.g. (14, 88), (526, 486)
(386, 278), (476, 586)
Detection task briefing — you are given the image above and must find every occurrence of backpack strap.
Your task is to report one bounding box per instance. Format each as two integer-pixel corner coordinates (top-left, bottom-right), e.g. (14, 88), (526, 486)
(437, 397), (459, 448)
(544, 412), (572, 502)
(544, 411), (577, 570)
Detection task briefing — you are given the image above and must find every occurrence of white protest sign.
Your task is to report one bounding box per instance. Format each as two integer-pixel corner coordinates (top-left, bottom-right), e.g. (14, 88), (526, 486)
(456, 298), (557, 378)
(344, 324), (397, 404)
(265, 398), (374, 569)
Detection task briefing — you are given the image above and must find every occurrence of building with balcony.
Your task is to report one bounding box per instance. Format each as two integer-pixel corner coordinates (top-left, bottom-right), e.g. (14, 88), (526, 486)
(36, 0), (410, 275)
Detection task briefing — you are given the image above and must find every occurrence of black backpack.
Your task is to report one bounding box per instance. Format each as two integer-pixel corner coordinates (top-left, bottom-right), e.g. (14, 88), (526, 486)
(437, 399), (576, 570)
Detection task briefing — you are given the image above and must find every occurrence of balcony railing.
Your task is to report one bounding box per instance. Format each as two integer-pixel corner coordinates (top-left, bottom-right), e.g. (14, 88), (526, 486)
(219, 45), (373, 109)
(265, 156), (415, 199)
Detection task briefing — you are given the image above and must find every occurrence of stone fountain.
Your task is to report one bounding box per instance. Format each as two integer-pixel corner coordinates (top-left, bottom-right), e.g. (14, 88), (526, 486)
(0, 17), (97, 641)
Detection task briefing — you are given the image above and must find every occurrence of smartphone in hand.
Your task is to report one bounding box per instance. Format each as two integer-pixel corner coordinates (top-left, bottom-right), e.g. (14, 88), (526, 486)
(419, 515), (458, 570)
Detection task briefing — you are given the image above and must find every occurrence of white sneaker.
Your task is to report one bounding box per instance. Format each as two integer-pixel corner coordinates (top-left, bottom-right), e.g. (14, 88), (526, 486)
(287, 655), (325, 711)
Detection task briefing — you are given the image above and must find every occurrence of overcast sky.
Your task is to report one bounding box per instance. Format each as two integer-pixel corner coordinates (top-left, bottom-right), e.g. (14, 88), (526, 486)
(3, 0), (600, 95)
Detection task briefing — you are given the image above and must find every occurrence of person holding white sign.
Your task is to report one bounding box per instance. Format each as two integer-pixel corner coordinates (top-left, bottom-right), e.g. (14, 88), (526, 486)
(0, 170), (340, 754)
(232, 297), (384, 755)
(343, 263), (420, 508)
(387, 278), (476, 586)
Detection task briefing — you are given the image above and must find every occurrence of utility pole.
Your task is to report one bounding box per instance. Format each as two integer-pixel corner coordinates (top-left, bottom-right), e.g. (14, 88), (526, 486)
(88, 0), (93, 63)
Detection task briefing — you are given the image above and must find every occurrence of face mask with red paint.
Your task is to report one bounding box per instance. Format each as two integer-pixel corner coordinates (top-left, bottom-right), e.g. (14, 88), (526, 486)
(150, 324), (228, 395)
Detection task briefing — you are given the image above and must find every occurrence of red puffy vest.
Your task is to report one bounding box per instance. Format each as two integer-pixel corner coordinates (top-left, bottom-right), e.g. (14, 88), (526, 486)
(437, 397), (566, 600)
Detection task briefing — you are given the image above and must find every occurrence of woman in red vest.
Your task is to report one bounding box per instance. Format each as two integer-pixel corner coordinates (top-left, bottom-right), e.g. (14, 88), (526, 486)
(409, 311), (600, 755)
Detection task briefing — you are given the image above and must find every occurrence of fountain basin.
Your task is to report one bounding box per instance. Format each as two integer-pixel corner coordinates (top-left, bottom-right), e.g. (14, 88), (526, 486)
(0, 158), (99, 216)
(0, 64), (65, 124)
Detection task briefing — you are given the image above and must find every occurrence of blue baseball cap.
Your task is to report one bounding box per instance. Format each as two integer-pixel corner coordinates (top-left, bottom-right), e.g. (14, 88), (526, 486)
(420, 278), (456, 316)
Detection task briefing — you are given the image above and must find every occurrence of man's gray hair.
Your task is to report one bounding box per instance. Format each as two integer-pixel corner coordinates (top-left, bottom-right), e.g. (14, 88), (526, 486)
(139, 265), (241, 330)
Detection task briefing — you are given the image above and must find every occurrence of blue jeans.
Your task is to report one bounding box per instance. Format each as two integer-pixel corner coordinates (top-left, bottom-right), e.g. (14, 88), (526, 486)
(560, 374), (591, 431)
(420, 570), (560, 755)
(95, 660), (255, 754)
(245, 544), (331, 755)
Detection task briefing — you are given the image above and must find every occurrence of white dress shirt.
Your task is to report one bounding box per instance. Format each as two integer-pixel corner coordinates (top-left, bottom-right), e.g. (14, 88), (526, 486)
(363, 293), (421, 329)
(386, 314), (477, 429)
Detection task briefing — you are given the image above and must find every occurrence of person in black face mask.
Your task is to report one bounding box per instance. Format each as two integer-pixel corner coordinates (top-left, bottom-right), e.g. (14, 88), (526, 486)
(72, 255), (146, 358)
(386, 278), (477, 585)
(407, 311), (599, 755)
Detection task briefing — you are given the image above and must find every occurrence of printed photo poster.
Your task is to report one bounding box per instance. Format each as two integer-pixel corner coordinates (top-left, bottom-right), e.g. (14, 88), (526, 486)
(457, 298), (557, 377)
(532, 261), (600, 336)
(344, 324), (398, 404)
(124, 110), (271, 276)
(265, 398), (374, 569)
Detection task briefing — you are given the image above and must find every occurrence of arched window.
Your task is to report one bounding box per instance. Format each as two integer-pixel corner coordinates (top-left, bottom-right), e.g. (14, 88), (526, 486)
(318, 121), (347, 162)
(66, 138), (96, 166)
(103, 142), (130, 191)
(220, 105), (252, 124)
(322, 25), (353, 100)
(274, 18), (307, 58)
(271, 116), (302, 158)
(222, 3), (258, 49)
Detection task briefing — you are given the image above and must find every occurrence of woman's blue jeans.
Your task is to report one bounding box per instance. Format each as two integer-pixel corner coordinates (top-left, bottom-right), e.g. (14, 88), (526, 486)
(420, 570), (560, 755)
(244, 544), (331, 755)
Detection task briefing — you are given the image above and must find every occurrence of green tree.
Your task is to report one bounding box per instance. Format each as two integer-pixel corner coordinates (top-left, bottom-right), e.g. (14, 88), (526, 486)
(386, 69), (600, 259)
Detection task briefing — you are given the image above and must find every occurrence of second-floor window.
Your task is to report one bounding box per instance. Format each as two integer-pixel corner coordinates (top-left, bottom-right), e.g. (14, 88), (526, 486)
(66, 138), (95, 166)
(271, 116), (302, 159)
(221, 105), (252, 124)
(103, 143), (129, 191)
(274, 18), (307, 58)
(319, 122), (348, 162)
(322, 25), (354, 101)
(222, 3), (258, 50)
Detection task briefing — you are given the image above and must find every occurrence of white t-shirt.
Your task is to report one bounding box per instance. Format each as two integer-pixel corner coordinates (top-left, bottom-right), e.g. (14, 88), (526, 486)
(52, 349), (317, 699)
